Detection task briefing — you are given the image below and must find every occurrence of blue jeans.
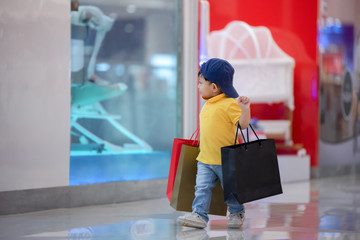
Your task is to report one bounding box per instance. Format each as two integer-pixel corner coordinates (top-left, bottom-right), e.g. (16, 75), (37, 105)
(192, 161), (244, 222)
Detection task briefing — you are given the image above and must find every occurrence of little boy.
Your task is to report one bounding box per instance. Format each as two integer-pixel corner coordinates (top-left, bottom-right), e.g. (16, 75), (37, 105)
(177, 58), (251, 229)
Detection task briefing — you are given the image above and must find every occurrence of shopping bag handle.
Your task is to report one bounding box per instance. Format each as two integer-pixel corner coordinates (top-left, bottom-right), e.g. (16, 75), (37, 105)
(235, 123), (260, 146)
(190, 128), (200, 145)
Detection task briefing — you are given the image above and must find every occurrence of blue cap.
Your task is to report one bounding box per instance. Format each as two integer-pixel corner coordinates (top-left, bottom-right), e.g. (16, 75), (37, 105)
(199, 58), (239, 98)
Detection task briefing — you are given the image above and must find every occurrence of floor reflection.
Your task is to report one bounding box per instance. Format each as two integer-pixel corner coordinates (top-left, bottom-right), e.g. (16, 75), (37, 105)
(1, 175), (360, 240)
(68, 219), (174, 239)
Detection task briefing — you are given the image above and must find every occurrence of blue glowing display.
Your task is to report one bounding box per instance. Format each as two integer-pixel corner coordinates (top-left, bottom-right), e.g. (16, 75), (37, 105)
(70, 152), (171, 185)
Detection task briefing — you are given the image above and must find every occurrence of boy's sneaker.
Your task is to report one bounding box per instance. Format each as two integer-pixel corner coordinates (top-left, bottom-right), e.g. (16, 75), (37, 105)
(177, 211), (207, 229)
(227, 213), (245, 228)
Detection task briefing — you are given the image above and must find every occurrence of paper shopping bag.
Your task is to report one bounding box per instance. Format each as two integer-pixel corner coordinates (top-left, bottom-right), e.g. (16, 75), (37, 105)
(170, 144), (227, 216)
(166, 129), (199, 202)
(221, 124), (283, 204)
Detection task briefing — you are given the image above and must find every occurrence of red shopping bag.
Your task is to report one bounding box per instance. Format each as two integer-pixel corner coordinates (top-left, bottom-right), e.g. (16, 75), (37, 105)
(166, 129), (199, 202)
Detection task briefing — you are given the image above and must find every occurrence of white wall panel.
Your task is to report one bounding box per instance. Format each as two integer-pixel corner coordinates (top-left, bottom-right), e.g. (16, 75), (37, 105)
(0, 0), (70, 191)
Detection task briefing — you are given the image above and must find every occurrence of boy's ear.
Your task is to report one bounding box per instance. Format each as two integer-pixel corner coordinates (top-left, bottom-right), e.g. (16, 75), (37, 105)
(211, 83), (221, 92)
(210, 82), (217, 90)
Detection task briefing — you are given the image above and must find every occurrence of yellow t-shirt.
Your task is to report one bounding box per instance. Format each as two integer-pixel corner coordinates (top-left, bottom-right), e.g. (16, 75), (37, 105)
(197, 93), (242, 165)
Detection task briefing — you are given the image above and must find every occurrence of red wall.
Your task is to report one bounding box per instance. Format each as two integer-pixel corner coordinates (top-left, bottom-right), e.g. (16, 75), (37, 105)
(207, 0), (319, 166)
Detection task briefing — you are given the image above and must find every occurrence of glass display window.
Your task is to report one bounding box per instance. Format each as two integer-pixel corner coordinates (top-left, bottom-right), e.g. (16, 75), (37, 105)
(70, 0), (180, 184)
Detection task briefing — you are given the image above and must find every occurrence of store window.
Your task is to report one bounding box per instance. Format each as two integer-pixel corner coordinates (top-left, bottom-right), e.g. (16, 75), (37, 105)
(70, 0), (180, 185)
(318, 0), (360, 165)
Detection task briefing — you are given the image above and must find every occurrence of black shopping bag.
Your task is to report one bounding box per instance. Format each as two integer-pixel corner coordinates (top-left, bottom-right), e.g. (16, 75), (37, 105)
(221, 123), (283, 204)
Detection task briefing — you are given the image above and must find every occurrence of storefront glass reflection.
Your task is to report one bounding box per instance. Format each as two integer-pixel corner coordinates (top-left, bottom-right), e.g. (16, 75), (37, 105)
(319, 22), (356, 143)
(69, 0), (179, 184)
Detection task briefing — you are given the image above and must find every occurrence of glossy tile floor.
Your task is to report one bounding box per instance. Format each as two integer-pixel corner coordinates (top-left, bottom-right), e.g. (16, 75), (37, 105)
(0, 174), (359, 240)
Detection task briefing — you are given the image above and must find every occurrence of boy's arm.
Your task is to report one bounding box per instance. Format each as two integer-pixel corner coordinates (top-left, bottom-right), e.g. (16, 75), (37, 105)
(237, 96), (251, 129)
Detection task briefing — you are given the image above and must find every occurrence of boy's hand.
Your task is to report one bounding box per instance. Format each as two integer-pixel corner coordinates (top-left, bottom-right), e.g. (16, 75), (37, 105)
(238, 96), (251, 109)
